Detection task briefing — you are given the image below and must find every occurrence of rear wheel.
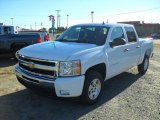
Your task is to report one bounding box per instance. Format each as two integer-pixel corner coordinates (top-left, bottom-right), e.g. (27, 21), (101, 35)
(81, 71), (103, 105)
(138, 55), (149, 74)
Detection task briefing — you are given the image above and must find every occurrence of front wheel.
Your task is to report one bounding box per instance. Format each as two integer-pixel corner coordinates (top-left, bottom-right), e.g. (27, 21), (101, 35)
(138, 55), (149, 74)
(81, 71), (103, 105)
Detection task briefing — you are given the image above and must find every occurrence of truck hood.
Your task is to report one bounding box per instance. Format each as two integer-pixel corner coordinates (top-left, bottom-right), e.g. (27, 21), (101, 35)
(19, 41), (98, 61)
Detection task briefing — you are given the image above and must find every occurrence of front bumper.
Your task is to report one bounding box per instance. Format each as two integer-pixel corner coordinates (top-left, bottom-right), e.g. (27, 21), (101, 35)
(15, 65), (85, 97)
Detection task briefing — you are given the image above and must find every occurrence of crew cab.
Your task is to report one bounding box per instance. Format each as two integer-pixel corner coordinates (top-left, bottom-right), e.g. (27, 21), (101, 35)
(15, 23), (153, 104)
(0, 25), (41, 58)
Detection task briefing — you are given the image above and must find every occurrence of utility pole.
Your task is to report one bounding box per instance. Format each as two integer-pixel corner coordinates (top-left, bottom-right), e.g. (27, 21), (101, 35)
(91, 11), (94, 23)
(41, 22), (43, 29)
(30, 25), (32, 30)
(55, 10), (61, 29)
(35, 22), (36, 30)
(11, 18), (14, 25)
(67, 15), (69, 28)
(59, 15), (61, 27)
(106, 19), (109, 23)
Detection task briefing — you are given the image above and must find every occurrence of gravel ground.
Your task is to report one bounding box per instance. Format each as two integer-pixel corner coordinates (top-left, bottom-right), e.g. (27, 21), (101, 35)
(0, 40), (160, 120)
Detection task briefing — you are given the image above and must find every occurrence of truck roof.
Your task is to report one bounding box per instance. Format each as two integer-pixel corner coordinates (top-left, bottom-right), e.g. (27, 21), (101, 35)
(73, 23), (134, 27)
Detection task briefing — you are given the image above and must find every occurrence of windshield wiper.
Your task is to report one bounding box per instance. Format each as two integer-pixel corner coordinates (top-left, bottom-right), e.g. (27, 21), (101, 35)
(56, 39), (79, 42)
(55, 39), (67, 42)
(56, 39), (97, 45)
(76, 40), (97, 45)
(74, 40), (88, 43)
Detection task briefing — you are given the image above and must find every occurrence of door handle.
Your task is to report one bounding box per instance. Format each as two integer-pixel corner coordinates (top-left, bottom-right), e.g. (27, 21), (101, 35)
(136, 46), (140, 48)
(124, 48), (129, 52)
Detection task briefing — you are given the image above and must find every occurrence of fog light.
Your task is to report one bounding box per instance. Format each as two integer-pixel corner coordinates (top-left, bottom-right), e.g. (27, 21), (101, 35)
(60, 90), (70, 95)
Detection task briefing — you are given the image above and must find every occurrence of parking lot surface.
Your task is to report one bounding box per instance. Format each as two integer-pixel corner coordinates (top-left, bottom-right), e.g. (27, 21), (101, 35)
(0, 41), (160, 120)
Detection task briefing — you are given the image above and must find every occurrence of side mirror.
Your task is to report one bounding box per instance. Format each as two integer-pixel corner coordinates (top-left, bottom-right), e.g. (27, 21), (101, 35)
(109, 38), (126, 48)
(109, 41), (114, 48)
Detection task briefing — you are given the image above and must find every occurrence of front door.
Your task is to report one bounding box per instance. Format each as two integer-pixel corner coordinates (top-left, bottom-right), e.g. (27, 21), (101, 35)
(107, 27), (130, 78)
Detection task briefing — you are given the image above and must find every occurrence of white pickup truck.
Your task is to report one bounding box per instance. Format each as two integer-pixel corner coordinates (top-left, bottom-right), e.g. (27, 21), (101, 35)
(15, 23), (153, 104)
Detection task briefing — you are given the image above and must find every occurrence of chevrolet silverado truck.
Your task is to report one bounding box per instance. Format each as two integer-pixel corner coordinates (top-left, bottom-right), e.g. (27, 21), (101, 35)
(15, 23), (153, 104)
(0, 25), (41, 58)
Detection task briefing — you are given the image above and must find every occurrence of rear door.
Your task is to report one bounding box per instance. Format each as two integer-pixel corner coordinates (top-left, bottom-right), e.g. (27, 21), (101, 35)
(124, 27), (141, 68)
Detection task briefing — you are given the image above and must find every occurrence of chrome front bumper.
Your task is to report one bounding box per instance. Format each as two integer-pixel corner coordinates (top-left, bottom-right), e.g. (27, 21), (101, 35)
(15, 65), (85, 97)
(15, 65), (55, 84)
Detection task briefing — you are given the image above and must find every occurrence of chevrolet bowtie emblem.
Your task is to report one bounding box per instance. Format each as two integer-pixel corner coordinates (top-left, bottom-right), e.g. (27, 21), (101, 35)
(27, 62), (35, 69)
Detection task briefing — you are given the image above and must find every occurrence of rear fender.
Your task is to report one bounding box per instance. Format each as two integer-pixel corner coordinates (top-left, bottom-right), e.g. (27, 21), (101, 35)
(139, 48), (152, 65)
(145, 49), (152, 58)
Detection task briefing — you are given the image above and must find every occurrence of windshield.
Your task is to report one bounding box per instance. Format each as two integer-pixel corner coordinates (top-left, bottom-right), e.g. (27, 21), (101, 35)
(56, 26), (110, 45)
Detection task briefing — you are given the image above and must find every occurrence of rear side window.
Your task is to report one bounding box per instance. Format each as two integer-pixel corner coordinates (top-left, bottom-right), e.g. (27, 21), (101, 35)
(3, 27), (11, 34)
(125, 27), (137, 42)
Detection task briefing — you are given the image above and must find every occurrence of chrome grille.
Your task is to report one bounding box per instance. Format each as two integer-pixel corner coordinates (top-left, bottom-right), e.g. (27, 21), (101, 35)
(19, 56), (56, 66)
(18, 55), (59, 78)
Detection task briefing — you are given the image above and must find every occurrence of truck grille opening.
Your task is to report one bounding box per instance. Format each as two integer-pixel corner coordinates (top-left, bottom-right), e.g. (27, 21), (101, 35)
(18, 56), (58, 78)
(19, 63), (55, 76)
(19, 56), (56, 66)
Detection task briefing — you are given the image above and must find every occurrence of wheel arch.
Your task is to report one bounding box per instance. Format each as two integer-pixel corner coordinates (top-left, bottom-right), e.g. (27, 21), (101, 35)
(85, 63), (106, 81)
(145, 48), (152, 58)
(10, 42), (28, 51)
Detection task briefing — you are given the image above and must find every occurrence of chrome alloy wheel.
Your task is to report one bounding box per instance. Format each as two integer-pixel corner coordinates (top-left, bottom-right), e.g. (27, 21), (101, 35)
(88, 78), (101, 100)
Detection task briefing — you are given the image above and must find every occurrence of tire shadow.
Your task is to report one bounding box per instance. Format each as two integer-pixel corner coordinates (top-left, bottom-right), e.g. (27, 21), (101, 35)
(0, 53), (17, 68)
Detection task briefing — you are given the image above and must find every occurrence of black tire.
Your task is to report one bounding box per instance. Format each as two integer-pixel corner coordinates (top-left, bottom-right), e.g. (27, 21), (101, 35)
(138, 55), (149, 74)
(81, 71), (103, 105)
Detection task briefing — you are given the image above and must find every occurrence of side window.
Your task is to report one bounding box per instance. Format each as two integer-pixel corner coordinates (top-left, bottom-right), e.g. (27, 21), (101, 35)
(125, 27), (137, 42)
(3, 27), (11, 35)
(110, 27), (125, 47)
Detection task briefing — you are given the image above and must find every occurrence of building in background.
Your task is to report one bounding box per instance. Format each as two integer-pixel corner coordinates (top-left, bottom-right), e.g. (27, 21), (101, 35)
(118, 21), (160, 37)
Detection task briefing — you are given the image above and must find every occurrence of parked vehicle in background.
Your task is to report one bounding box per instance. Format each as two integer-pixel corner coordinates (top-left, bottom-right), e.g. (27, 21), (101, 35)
(0, 25), (41, 58)
(15, 23), (153, 105)
(151, 33), (160, 39)
(0, 25), (15, 34)
(19, 30), (49, 41)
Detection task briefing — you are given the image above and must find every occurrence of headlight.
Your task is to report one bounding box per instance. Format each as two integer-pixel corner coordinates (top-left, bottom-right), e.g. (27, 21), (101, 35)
(59, 60), (81, 76)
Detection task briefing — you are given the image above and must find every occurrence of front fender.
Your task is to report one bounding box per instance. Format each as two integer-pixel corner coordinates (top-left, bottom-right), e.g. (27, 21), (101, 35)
(67, 46), (108, 75)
